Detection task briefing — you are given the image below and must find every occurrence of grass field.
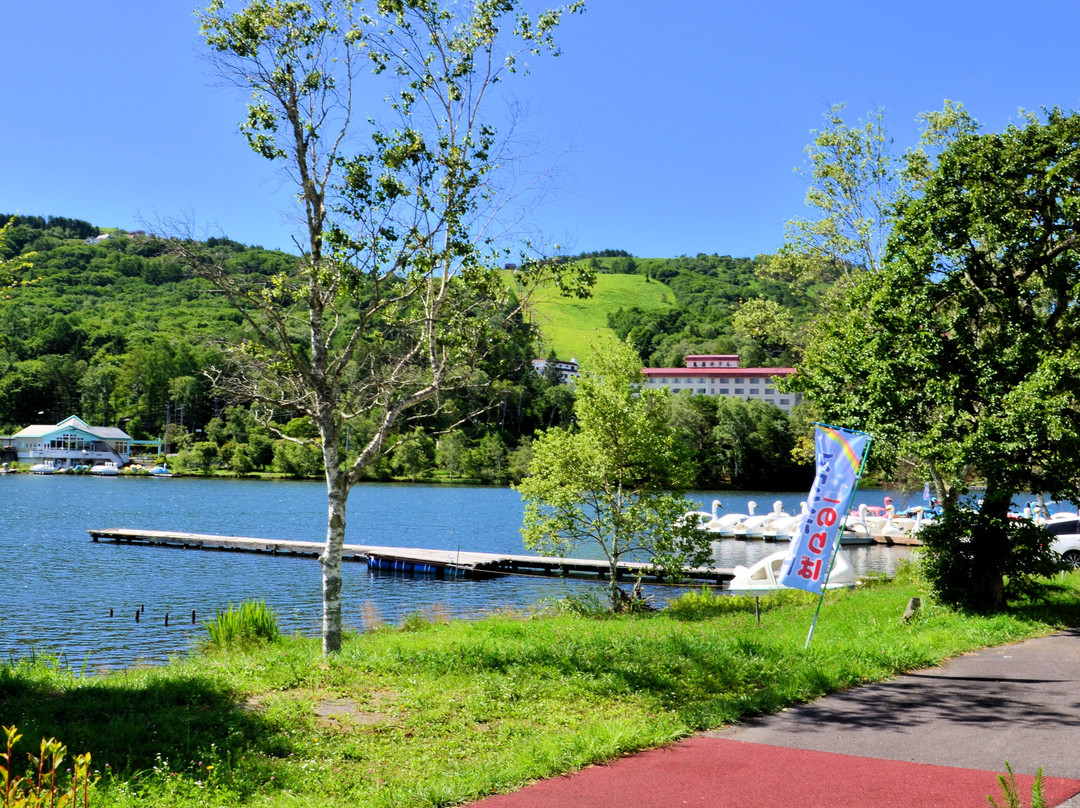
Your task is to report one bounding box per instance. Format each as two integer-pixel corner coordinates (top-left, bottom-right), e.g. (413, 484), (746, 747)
(526, 272), (675, 360)
(5, 573), (1080, 807)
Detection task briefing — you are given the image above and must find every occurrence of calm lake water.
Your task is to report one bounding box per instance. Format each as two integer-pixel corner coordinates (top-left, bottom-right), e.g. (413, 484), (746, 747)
(2, 475), (920, 668)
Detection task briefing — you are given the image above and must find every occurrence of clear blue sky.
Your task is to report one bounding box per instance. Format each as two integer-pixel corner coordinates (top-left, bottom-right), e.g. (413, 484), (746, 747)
(4, 1), (1079, 259)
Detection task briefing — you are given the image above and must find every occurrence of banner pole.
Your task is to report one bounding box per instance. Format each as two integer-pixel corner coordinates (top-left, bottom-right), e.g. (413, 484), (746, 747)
(804, 430), (873, 649)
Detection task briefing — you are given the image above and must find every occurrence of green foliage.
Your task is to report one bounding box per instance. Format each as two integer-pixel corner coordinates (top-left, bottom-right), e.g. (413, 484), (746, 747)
(536, 589), (608, 616)
(664, 586), (811, 620)
(3, 576), (1080, 808)
(461, 433), (509, 484)
(517, 341), (711, 609)
(594, 253), (807, 367)
(204, 600), (280, 648)
(0, 221), (245, 436)
(988, 762), (1045, 808)
(434, 429), (467, 479)
(770, 105), (903, 286)
(390, 429), (435, 480)
(790, 106), (1080, 609)
(0, 725), (96, 808)
(0, 217), (38, 299)
(271, 441), (323, 478)
(916, 510), (1064, 612)
(194, 0), (588, 655)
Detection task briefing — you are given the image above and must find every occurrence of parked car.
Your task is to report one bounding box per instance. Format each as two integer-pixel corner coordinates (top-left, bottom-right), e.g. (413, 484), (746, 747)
(1041, 515), (1080, 536)
(1050, 534), (1080, 568)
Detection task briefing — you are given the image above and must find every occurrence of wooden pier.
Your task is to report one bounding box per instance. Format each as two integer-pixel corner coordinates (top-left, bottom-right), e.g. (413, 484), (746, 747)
(88, 528), (735, 586)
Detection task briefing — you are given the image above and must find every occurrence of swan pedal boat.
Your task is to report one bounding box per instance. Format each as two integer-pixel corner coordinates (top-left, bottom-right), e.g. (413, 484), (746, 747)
(726, 548), (857, 595)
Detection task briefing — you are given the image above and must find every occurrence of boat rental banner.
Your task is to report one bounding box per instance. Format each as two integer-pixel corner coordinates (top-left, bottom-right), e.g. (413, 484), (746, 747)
(779, 424), (871, 594)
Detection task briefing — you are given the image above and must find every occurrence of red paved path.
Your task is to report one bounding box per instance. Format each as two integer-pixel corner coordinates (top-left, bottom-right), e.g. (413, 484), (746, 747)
(471, 737), (1080, 808)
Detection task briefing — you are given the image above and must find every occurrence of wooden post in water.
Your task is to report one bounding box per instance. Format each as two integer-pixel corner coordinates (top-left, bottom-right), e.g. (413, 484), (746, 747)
(135, 609), (140, 623)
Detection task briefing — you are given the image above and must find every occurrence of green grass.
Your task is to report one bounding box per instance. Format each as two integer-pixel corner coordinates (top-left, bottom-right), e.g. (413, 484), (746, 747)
(527, 272), (675, 360)
(3, 575), (1080, 807)
(204, 601), (280, 649)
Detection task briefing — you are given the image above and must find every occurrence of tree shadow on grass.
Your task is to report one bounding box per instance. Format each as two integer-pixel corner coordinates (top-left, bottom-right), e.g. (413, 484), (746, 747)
(0, 659), (293, 776)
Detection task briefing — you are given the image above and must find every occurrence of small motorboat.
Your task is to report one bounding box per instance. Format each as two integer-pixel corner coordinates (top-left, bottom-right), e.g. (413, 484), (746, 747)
(727, 549), (857, 595)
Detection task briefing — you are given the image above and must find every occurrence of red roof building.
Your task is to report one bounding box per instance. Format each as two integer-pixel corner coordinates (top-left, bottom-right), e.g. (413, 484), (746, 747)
(642, 354), (801, 411)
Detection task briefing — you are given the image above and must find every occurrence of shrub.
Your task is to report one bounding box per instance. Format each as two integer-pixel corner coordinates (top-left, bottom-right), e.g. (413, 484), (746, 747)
(916, 509), (1063, 611)
(0, 725), (96, 808)
(204, 600), (280, 648)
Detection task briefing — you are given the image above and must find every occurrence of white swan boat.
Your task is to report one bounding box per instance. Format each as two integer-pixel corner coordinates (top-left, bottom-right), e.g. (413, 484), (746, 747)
(727, 549), (857, 595)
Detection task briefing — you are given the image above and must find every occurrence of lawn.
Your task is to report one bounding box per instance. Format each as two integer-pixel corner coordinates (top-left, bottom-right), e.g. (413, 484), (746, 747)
(526, 272), (675, 360)
(4, 573), (1080, 807)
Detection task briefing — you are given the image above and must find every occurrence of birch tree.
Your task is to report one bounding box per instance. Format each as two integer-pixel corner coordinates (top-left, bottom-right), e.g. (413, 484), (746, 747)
(187, 0), (586, 653)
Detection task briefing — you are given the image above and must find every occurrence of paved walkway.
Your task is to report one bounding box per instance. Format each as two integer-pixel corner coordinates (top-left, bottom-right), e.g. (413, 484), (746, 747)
(471, 629), (1080, 807)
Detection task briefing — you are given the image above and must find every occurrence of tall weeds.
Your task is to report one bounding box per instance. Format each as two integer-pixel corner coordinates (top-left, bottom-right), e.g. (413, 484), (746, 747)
(204, 601), (280, 648)
(1, 725), (96, 808)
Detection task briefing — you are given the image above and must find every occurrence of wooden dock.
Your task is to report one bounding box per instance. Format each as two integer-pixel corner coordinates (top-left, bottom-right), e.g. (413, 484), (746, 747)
(87, 528), (735, 585)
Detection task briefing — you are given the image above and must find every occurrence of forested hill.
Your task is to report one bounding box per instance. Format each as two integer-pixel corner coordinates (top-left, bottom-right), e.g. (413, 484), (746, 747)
(0, 214), (291, 435)
(0, 215), (813, 488)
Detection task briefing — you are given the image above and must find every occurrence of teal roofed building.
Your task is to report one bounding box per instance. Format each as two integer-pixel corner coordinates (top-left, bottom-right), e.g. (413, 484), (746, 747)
(9, 415), (133, 469)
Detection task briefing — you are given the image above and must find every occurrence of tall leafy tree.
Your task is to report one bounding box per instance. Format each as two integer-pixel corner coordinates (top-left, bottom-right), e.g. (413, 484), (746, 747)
(792, 108), (1080, 610)
(187, 0), (585, 652)
(765, 101), (977, 289)
(516, 341), (710, 610)
(0, 217), (37, 296)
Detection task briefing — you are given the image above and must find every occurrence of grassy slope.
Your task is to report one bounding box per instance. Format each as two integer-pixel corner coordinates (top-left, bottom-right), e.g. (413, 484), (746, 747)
(527, 272), (675, 360)
(5, 576), (1080, 807)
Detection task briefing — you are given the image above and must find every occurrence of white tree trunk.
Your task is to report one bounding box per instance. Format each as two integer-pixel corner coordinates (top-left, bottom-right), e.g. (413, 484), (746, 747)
(320, 427), (347, 654)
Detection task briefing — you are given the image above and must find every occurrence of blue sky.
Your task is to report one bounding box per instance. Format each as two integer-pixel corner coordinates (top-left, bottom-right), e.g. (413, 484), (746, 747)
(4, 1), (1080, 259)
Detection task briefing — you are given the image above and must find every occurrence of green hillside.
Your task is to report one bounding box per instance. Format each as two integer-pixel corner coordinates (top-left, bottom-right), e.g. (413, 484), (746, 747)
(527, 272), (676, 360)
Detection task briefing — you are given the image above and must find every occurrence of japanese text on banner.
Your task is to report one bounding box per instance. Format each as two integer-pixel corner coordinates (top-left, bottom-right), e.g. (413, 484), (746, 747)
(779, 425), (870, 593)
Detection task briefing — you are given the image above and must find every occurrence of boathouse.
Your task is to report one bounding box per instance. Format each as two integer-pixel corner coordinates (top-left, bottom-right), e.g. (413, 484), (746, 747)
(642, 354), (801, 411)
(9, 415), (133, 469)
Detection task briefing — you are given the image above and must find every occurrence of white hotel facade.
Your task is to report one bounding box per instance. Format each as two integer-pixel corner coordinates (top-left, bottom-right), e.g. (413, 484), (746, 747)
(642, 354), (801, 412)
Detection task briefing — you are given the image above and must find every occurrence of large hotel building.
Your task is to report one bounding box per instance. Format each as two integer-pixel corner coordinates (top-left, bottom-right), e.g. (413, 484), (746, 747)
(641, 354), (801, 412)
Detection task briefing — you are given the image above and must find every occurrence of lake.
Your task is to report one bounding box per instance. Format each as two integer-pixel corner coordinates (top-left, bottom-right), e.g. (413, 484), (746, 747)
(2, 475), (919, 668)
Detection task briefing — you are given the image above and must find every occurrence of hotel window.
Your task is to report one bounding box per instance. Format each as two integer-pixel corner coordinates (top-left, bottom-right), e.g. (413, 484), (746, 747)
(750, 378), (760, 385)
(734, 388), (744, 394)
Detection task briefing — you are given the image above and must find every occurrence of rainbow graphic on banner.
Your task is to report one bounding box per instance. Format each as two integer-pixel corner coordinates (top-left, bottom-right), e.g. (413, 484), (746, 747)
(779, 424), (871, 594)
(819, 424), (864, 476)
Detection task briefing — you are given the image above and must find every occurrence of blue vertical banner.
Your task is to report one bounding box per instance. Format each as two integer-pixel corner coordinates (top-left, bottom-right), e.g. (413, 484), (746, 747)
(779, 424), (872, 594)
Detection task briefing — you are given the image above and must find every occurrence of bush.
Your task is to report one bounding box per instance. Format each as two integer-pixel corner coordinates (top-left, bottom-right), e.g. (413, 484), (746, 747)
(204, 600), (280, 648)
(916, 509), (1064, 611)
(1, 725), (96, 807)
